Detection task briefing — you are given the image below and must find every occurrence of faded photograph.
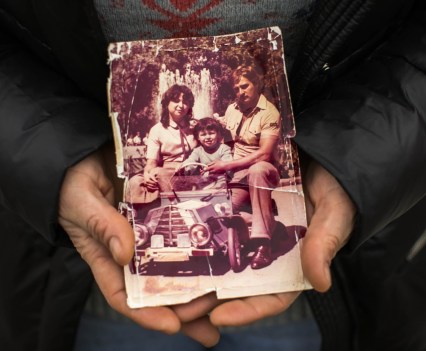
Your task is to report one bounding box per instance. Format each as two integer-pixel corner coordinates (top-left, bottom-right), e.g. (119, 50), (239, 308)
(108, 27), (309, 308)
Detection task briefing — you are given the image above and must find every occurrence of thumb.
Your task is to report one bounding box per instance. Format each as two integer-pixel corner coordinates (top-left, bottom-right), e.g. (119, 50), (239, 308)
(59, 151), (135, 266)
(61, 186), (135, 266)
(301, 203), (352, 292)
(81, 195), (135, 265)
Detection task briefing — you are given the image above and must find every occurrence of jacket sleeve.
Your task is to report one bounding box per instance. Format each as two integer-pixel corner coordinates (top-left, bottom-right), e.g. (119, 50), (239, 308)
(0, 30), (112, 246)
(294, 5), (426, 251)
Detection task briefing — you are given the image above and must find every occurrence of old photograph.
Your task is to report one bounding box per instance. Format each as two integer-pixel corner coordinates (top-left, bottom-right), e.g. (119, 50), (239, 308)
(108, 27), (309, 308)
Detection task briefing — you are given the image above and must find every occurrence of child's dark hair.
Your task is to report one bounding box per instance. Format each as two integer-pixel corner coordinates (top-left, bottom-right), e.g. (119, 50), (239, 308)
(193, 117), (223, 141)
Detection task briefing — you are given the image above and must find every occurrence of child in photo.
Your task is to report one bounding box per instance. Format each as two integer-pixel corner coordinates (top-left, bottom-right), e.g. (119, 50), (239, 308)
(182, 117), (232, 176)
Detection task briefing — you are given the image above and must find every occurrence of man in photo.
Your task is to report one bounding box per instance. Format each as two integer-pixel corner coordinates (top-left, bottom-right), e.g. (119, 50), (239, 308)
(206, 64), (281, 269)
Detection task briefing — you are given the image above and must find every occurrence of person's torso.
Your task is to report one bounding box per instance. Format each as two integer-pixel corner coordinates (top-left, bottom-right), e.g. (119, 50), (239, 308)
(225, 95), (280, 159)
(146, 122), (196, 162)
(194, 143), (229, 164)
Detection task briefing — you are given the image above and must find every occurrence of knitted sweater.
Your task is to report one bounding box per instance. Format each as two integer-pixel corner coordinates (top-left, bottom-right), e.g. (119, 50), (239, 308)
(94, 0), (316, 70)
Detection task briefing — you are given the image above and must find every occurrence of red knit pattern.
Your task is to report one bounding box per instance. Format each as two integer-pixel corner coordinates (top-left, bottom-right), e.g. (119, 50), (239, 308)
(141, 0), (224, 37)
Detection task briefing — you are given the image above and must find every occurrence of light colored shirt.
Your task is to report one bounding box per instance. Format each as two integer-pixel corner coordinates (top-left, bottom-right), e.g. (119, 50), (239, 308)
(145, 120), (196, 164)
(224, 94), (280, 159)
(182, 143), (233, 167)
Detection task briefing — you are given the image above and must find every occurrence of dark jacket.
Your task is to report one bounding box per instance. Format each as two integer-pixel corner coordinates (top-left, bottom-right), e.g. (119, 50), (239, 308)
(0, 1), (425, 351)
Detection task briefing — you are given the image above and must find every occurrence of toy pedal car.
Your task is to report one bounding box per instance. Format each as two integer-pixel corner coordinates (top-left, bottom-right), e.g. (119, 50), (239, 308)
(123, 163), (249, 274)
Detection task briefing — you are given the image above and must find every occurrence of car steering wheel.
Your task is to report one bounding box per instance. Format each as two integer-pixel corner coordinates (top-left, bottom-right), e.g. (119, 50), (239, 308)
(175, 162), (208, 176)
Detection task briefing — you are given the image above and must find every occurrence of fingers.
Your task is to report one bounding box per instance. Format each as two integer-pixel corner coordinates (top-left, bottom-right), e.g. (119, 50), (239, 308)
(145, 183), (159, 191)
(209, 292), (300, 327)
(175, 292), (301, 346)
(144, 176), (159, 191)
(180, 316), (221, 347)
(91, 203), (136, 266)
(301, 206), (342, 292)
(302, 202), (354, 292)
(64, 187), (135, 265)
(60, 155), (181, 335)
(173, 293), (221, 346)
(59, 156), (135, 265)
(173, 292), (220, 323)
(80, 230), (181, 334)
(205, 161), (216, 172)
(302, 161), (356, 292)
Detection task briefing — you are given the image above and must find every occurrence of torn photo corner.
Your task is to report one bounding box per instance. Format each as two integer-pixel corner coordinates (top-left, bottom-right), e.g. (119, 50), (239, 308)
(108, 27), (311, 308)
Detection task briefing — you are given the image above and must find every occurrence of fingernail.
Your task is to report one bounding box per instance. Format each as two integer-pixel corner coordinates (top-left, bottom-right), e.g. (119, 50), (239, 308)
(323, 263), (332, 289)
(109, 236), (121, 258)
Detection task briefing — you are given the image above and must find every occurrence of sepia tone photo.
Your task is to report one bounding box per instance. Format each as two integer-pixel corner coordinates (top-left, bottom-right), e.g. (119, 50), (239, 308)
(108, 27), (310, 308)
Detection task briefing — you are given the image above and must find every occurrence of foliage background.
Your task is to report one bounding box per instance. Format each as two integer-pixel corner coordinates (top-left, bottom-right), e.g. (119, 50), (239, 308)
(108, 27), (295, 143)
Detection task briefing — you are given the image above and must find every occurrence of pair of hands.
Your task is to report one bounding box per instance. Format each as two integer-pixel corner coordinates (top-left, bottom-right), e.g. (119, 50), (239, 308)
(58, 146), (356, 347)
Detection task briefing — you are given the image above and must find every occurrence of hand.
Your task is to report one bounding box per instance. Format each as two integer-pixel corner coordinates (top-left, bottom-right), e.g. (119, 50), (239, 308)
(144, 170), (159, 191)
(206, 160), (227, 173)
(58, 145), (220, 346)
(204, 159), (356, 327)
(301, 159), (356, 291)
(181, 291), (300, 328)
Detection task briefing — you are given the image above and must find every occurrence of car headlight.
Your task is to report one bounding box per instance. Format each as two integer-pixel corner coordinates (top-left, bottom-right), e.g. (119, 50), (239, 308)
(189, 223), (212, 247)
(134, 223), (150, 248)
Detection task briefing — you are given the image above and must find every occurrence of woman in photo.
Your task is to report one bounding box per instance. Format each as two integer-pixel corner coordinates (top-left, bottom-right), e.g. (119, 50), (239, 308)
(127, 84), (198, 202)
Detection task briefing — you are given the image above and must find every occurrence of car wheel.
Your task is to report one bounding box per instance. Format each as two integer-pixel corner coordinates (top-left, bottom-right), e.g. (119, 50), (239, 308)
(228, 226), (243, 272)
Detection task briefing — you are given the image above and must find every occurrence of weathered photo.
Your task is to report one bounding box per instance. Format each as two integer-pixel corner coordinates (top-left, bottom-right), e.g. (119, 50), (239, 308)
(108, 27), (309, 307)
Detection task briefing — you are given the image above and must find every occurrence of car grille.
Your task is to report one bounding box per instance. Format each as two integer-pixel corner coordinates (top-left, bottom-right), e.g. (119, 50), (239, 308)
(153, 206), (192, 246)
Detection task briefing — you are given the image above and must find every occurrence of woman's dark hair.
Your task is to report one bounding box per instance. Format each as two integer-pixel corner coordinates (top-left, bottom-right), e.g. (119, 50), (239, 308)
(160, 84), (195, 127)
(193, 117), (223, 141)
